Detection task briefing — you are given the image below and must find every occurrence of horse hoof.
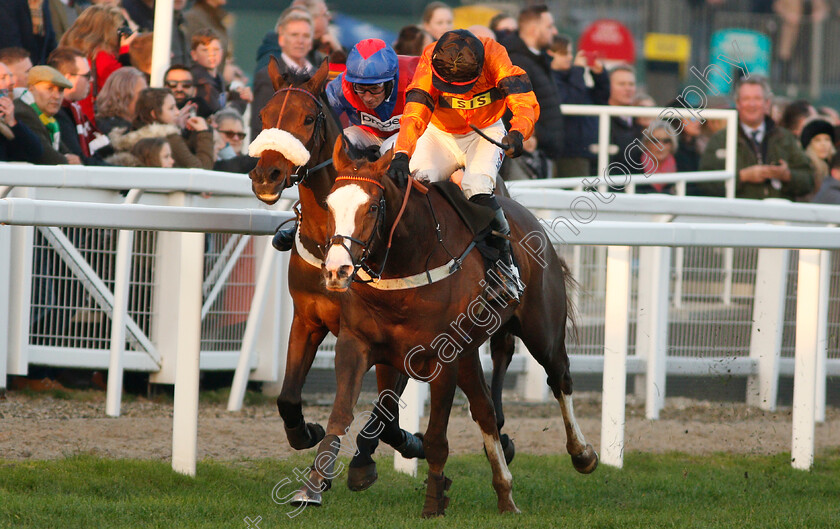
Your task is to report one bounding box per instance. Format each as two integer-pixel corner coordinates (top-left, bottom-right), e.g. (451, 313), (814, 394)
(289, 487), (322, 507)
(347, 463), (378, 492)
(501, 434), (515, 465)
(571, 444), (599, 474)
(498, 501), (521, 514)
(284, 421), (325, 450)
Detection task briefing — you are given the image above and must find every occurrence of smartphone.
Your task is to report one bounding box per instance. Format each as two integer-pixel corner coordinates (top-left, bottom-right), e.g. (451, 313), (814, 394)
(0, 88), (8, 98)
(117, 25), (133, 40)
(188, 104), (198, 119)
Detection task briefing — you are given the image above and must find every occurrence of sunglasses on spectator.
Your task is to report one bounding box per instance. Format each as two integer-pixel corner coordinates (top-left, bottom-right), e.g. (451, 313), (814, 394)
(219, 130), (246, 140)
(68, 71), (92, 81)
(166, 80), (193, 89)
(353, 83), (386, 95)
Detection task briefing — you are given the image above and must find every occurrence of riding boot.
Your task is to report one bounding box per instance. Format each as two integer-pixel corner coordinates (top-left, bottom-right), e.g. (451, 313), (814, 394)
(468, 194), (524, 303)
(272, 222), (297, 252)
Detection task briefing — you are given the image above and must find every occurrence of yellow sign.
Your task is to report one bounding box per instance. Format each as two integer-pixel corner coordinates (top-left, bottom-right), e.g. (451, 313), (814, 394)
(644, 33), (691, 63)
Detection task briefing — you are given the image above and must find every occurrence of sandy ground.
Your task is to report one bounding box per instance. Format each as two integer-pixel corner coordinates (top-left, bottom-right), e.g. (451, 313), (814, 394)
(1, 390), (838, 462)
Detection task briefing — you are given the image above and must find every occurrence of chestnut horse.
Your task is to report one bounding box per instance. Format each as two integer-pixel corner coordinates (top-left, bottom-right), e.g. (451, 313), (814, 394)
(247, 59), (424, 469)
(292, 138), (597, 516)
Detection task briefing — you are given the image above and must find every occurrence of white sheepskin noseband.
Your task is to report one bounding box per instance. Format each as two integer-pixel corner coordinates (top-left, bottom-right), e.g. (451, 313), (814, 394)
(248, 128), (311, 167)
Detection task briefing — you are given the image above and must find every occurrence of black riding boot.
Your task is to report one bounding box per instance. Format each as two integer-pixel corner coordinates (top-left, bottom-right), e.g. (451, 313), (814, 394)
(272, 223), (297, 252)
(469, 194), (524, 303)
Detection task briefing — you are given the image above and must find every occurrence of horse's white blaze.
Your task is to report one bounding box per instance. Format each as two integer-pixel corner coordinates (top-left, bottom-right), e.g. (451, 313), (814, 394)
(324, 184), (370, 271)
(247, 128), (311, 166)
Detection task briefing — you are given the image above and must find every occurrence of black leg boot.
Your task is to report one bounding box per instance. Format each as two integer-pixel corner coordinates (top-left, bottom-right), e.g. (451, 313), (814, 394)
(272, 222), (297, 252)
(468, 194), (524, 303)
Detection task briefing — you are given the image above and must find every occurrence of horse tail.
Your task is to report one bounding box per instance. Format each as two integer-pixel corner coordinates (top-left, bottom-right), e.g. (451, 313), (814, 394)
(558, 255), (580, 346)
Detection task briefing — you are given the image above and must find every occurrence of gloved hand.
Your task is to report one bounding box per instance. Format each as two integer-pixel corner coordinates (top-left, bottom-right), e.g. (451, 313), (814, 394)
(387, 152), (410, 186)
(502, 130), (524, 158)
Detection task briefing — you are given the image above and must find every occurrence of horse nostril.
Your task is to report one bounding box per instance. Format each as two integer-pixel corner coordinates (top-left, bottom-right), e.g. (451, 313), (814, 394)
(337, 265), (353, 279)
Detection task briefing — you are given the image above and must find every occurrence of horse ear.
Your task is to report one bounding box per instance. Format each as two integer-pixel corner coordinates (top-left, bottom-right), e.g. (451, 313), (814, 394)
(375, 147), (395, 182)
(306, 60), (331, 94)
(332, 135), (352, 173)
(268, 55), (286, 92)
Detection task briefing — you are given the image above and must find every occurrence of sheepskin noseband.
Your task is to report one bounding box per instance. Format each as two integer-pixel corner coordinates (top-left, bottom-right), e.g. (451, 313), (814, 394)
(248, 128), (311, 167)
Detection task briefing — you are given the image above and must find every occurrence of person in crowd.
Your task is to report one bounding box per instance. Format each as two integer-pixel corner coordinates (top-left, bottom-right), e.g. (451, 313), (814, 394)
(502, 5), (562, 176)
(121, 0), (154, 32)
(799, 118), (835, 202)
(47, 46), (112, 164)
(109, 87), (213, 169)
(211, 108), (256, 173)
(421, 2), (454, 41)
(778, 99), (816, 138)
(128, 32), (154, 79)
(0, 47), (34, 90)
(0, 0), (57, 65)
(633, 93), (656, 130)
(393, 25), (433, 56)
(94, 66), (147, 135)
(254, 2), (330, 76)
(812, 152), (840, 204)
(387, 29), (539, 302)
(170, 0), (191, 66)
(133, 137), (175, 167)
(489, 12), (517, 42)
(190, 28), (226, 113)
(184, 0), (232, 63)
(636, 120), (678, 194)
(607, 64), (643, 172)
(0, 60), (43, 162)
(251, 8), (316, 136)
(164, 64), (214, 118)
(59, 4), (135, 125)
(12, 65), (82, 165)
(47, 0), (84, 42)
(699, 77), (813, 200)
(292, 0), (342, 57)
(547, 35), (609, 178)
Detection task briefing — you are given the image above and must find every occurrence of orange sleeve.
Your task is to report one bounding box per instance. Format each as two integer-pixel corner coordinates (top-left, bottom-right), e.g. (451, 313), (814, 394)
(394, 47), (436, 157)
(484, 39), (540, 140)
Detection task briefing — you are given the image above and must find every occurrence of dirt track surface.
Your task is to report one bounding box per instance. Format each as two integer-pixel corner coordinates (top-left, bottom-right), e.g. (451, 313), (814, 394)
(1, 390), (838, 461)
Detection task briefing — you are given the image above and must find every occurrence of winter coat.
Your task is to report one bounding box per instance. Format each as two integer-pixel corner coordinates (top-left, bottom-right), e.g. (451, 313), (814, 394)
(12, 100), (70, 165)
(0, 0), (57, 65)
(108, 123), (214, 169)
(812, 178), (840, 205)
(0, 121), (43, 163)
(501, 33), (564, 159)
(699, 116), (813, 200)
(254, 31), (326, 78)
(553, 65), (610, 159)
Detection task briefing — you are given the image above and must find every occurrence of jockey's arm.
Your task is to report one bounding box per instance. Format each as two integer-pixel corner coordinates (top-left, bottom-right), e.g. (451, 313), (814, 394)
(484, 39), (540, 141)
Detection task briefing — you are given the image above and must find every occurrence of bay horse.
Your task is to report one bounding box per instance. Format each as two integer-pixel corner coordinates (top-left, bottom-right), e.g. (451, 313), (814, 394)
(291, 138), (597, 516)
(247, 58), (424, 471)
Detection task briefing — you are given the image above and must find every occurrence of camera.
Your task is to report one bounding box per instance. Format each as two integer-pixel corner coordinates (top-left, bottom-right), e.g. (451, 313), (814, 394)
(0, 88), (8, 99)
(117, 25), (134, 39)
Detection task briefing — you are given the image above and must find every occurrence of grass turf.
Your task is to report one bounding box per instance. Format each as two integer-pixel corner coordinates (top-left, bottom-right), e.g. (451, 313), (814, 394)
(1, 452), (839, 528)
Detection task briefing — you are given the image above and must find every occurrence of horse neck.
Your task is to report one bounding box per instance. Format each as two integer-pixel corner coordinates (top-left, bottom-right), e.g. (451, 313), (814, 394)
(297, 111), (341, 240)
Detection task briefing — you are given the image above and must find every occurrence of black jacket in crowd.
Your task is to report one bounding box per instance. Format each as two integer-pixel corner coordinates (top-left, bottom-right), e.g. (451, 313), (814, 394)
(0, 0), (57, 64)
(0, 121), (43, 163)
(552, 65), (610, 160)
(501, 33), (564, 160)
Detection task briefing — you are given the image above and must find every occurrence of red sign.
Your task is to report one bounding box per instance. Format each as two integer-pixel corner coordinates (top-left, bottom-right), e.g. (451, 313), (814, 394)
(578, 19), (636, 64)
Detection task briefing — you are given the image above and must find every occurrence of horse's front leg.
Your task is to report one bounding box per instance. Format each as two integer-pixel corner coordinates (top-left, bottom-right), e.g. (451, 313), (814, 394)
(348, 365), (425, 492)
(291, 331), (371, 507)
(421, 367), (457, 518)
(277, 313), (328, 449)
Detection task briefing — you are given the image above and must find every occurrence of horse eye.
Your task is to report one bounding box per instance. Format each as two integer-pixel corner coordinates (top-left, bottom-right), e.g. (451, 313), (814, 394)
(369, 204), (378, 214)
(304, 115), (315, 125)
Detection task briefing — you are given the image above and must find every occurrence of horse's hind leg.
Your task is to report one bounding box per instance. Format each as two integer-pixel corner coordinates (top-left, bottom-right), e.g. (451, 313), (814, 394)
(489, 327), (516, 463)
(458, 350), (519, 514)
(348, 365), (425, 492)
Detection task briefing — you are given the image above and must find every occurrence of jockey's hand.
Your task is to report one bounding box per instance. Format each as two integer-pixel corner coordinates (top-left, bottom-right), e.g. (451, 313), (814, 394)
(502, 130), (524, 158)
(388, 152), (410, 186)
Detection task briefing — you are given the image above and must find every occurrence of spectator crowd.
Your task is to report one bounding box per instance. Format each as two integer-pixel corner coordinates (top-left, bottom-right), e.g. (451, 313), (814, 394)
(1, 0), (839, 204)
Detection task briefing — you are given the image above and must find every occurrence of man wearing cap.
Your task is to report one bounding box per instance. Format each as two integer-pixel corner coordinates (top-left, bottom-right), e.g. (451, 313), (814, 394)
(13, 64), (82, 165)
(387, 29), (539, 302)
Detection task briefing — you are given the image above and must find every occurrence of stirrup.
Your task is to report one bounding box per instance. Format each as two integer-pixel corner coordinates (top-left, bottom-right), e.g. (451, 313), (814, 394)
(485, 259), (523, 303)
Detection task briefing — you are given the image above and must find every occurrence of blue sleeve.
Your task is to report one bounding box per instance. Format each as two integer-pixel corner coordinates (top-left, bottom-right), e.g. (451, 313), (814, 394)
(326, 75), (350, 120)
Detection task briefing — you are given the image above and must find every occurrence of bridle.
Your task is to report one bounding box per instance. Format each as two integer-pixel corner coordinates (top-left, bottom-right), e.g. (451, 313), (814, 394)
(326, 175), (389, 283)
(270, 86), (331, 189)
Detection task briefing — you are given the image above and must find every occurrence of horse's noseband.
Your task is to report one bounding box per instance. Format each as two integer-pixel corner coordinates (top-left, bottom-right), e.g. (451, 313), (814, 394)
(271, 86), (328, 189)
(327, 177), (388, 282)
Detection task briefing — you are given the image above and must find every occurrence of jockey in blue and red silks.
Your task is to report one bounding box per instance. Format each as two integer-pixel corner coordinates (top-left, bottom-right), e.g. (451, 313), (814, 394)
(273, 38), (419, 251)
(326, 38), (419, 156)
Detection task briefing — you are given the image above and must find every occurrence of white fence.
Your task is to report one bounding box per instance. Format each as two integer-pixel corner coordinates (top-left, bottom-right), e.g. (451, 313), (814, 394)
(1, 149), (837, 474)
